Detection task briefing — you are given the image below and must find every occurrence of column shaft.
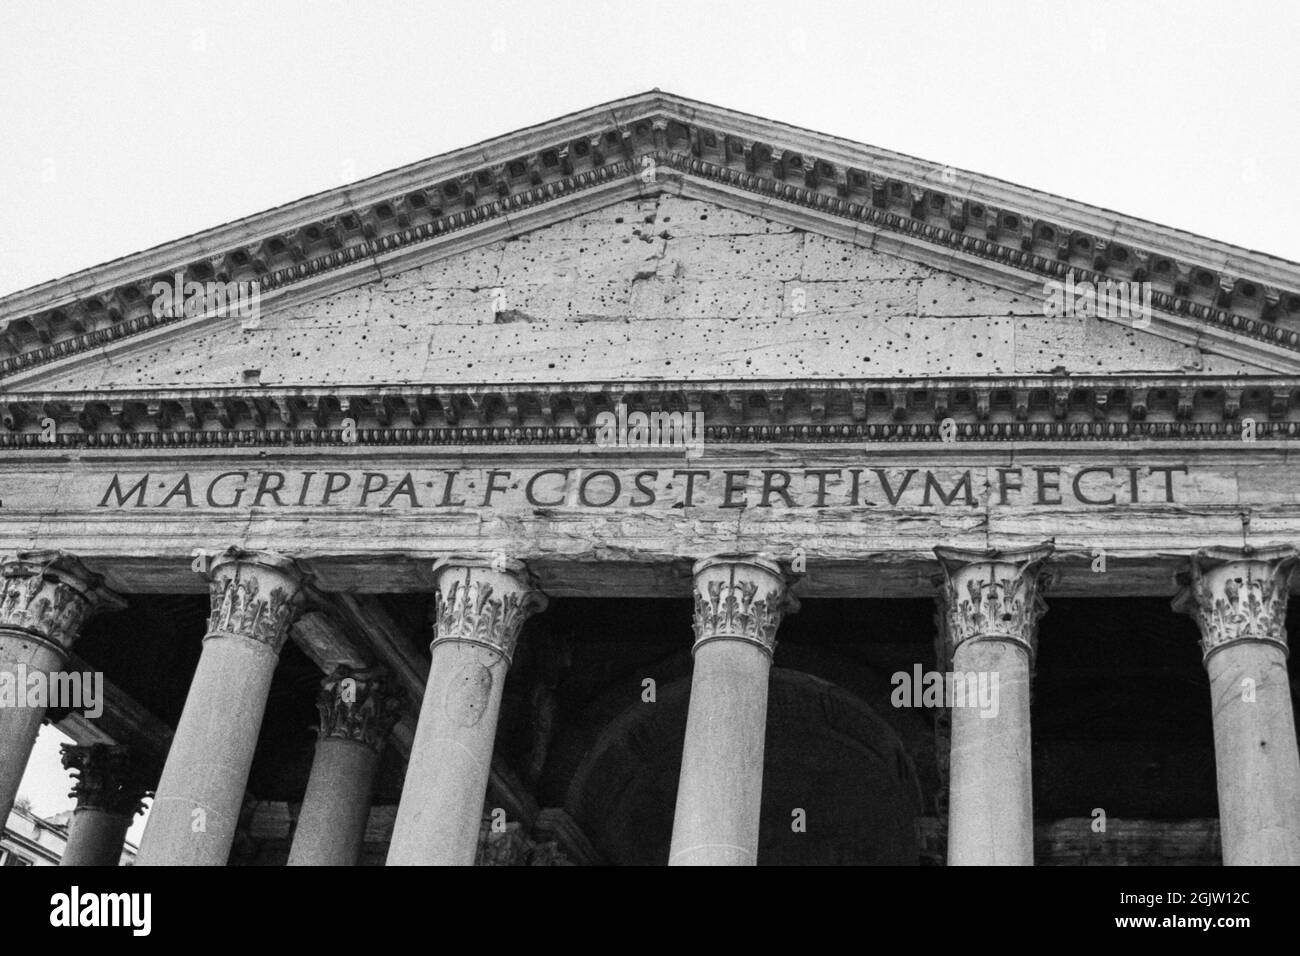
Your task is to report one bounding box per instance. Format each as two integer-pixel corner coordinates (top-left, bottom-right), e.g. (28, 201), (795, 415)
(288, 668), (398, 866)
(667, 554), (795, 867)
(1206, 643), (1300, 863)
(137, 549), (304, 866)
(289, 740), (378, 866)
(0, 552), (122, 823)
(389, 641), (508, 865)
(935, 543), (1051, 867)
(668, 639), (771, 865)
(62, 810), (133, 867)
(946, 639), (1033, 864)
(136, 637), (278, 865)
(386, 558), (545, 866)
(1175, 546), (1300, 865)
(0, 639), (60, 822)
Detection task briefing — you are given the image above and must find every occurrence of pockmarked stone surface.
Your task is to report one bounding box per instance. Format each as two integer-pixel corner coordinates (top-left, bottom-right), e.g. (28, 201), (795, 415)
(28, 197), (1271, 394)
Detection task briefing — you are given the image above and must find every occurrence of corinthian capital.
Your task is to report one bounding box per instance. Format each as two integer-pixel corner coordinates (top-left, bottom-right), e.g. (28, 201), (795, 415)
(431, 556), (548, 665)
(60, 744), (152, 816)
(934, 543), (1053, 656)
(316, 667), (403, 752)
(691, 554), (798, 656)
(1172, 545), (1298, 662)
(0, 551), (125, 657)
(205, 548), (307, 653)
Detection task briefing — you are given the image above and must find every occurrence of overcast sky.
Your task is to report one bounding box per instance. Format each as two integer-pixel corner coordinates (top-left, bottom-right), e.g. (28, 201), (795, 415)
(2, 0), (1299, 303)
(5, 0), (1298, 842)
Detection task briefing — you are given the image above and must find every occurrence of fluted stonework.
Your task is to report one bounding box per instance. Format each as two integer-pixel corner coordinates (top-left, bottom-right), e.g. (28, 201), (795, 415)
(934, 543), (1052, 866)
(669, 554), (797, 866)
(0, 551), (123, 825)
(388, 556), (547, 865)
(1174, 545), (1300, 865)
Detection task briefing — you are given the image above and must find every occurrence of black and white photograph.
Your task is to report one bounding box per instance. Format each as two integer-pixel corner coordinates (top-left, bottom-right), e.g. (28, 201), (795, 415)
(0, 0), (1295, 931)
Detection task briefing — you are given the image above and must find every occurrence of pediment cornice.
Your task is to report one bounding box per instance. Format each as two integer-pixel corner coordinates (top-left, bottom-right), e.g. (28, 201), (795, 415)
(3, 92), (1300, 380)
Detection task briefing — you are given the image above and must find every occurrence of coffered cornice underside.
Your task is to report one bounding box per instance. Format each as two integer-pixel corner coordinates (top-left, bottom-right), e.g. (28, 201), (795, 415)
(3, 93), (1300, 381)
(4, 378), (1300, 449)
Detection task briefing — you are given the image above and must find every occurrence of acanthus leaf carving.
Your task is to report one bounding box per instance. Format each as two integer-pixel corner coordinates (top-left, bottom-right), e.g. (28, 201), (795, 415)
(205, 550), (306, 652)
(935, 544), (1053, 656)
(60, 743), (152, 817)
(0, 551), (123, 654)
(432, 558), (547, 664)
(691, 555), (795, 654)
(315, 667), (403, 752)
(1174, 546), (1297, 661)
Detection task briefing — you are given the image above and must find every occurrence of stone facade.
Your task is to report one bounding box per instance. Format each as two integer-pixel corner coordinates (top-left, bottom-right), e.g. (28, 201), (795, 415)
(4, 92), (1300, 865)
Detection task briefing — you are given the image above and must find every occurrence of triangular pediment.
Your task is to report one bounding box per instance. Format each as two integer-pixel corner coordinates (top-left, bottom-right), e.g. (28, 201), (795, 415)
(2, 90), (1298, 442)
(9, 195), (1277, 395)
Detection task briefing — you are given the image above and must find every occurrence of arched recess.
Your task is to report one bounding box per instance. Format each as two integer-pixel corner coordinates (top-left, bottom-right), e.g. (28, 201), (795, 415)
(564, 667), (923, 864)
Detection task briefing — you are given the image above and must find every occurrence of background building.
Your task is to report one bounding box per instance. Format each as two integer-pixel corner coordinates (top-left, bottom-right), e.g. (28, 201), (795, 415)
(3, 804), (137, 866)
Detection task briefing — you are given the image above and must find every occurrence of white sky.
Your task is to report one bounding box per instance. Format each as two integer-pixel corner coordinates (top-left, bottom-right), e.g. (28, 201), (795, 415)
(18, 725), (151, 848)
(1, 0), (1299, 302)
(3, 0), (1298, 851)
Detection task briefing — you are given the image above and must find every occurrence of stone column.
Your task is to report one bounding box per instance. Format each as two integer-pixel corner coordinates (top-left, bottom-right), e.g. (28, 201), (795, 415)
(668, 554), (797, 866)
(934, 543), (1052, 866)
(1173, 545), (1300, 865)
(136, 549), (306, 866)
(0, 551), (124, 823)
(387, 557), (547, 866)
(59, 744), (151, 866)
(288, 667), (401, 866)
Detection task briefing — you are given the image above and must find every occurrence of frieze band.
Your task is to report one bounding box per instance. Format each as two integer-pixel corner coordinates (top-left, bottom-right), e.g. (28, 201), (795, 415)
(94, 464), (1191, 512)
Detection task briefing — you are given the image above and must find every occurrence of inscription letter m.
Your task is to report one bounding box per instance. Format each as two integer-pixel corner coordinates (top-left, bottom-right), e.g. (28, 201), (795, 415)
(98, 473), (149, 507)
(922, 470), (975, 507)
